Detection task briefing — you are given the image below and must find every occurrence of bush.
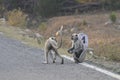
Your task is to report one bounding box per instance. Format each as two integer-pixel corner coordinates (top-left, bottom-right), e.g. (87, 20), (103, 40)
(38, 22), (47, 32)
(7, 9), (27, 27)
(110, 12), (117, 23)
(109, 53), (120, 61)
(82, 20), (87, 25)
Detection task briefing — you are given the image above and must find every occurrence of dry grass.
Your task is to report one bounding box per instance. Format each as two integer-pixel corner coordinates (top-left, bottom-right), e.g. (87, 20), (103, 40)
(43, 12), (120, 61)
(0, 25), (44, 49)
(0, 11), (120, 61)
(7, 9), (27, 27)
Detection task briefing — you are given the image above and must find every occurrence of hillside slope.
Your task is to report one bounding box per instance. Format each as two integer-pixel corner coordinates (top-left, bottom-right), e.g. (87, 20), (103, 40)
(44, 12), (120, 61)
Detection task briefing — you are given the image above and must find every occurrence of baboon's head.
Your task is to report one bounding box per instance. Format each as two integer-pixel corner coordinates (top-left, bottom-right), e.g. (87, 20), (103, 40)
(71, 33), (78, 42)
(49, 37), (57, 42)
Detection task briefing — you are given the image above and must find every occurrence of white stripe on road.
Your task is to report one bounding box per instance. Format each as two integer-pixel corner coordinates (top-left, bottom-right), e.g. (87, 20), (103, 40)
(62, 55), (120, 80)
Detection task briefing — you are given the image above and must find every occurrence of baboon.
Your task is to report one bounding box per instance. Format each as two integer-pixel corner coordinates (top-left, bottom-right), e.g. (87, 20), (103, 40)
(43, 26), (64, 64)
(68, 33), (84, 63)
(43, 37), (64, 64)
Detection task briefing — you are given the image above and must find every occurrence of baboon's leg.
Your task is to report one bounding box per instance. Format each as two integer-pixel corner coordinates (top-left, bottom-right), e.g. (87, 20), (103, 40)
(53, 52), (56, 63)
(54, 49), (64, 64)
(74, 58), (79, 64)
(44, 49), (49, 64)
(51, 51), (56, 63)
(49, 50), (53, 60)
(49, 50), (56, 63)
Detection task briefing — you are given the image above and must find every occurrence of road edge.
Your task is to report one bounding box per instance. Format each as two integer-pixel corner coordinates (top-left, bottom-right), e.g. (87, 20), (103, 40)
(62, 55), (120, 80)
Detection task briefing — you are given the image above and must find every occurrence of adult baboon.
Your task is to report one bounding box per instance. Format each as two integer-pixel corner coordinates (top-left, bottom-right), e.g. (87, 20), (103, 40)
(43, 26), (64, 64)
(68, 33), (85, 63)
(43, 37), (64, 64)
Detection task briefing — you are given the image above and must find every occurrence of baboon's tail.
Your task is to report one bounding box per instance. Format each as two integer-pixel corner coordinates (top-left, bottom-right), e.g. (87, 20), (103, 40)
(56, 26), (63, 49)
(57, 36), (62, 49)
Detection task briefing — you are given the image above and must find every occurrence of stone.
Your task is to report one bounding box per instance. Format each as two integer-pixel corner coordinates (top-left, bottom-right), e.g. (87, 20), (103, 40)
(104, 20), (112, 26)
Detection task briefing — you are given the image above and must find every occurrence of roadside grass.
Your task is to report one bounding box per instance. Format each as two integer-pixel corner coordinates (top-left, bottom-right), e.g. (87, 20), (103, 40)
(0, 25), (69, 56)
(0, 25), (44, 49)
(89, 28), (120, 61)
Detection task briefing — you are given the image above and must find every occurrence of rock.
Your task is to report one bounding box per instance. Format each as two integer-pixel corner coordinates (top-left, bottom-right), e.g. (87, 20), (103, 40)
(35, 33), (43, 39)
(87, 24), (90, 28)
(70, 27), (77, 32)
(63, 29), (68, 34)
(104, 20), (112, 26)
(24, 29), (35, 38)
(0, 18), (5, 23)
(34, 33), (44, 44)
(19, 31), (27, 36)
(117, 25), (120, 30)
(116, 20), (120, 25)
(19, 29), (35, 38)
(21, 41), (28, 45)
(25, 29), (31, 33)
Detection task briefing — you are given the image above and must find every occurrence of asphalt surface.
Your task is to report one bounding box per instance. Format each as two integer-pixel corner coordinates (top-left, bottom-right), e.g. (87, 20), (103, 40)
(0, 35), (118, 80)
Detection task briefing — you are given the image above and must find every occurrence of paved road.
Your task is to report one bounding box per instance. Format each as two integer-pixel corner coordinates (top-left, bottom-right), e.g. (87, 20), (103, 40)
(0, 35), (118, 80)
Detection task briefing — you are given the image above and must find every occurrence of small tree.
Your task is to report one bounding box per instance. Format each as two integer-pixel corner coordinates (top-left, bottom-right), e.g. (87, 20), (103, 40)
(110, 12), (117, 23)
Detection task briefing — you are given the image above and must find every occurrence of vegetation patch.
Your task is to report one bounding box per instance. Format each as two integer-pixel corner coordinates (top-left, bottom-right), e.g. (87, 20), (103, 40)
(7, 9), (27, 28)
(109, 12), (117, 23)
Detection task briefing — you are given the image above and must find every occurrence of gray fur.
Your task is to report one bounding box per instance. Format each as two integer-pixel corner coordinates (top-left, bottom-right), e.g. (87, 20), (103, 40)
(44, 37), (64, 64)
(68, 33), (84, 63)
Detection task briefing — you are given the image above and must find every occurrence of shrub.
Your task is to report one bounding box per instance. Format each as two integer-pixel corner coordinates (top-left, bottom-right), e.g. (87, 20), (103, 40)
(7, 9), (27, 27)
(109, 12), (117, 23)
(82, 20), (87, 25)
(38, 22), (47, 32)
(109, 53), (120, 61)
